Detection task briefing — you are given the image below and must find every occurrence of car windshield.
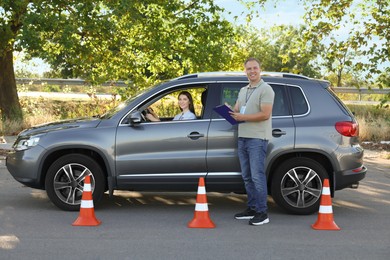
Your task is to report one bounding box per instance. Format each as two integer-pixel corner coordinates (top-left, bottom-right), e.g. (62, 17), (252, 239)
(100, 85), (156, 119)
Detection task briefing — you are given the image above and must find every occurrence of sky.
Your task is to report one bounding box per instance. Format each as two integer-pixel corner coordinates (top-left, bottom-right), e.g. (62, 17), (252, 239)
(215, 0), (306, 27)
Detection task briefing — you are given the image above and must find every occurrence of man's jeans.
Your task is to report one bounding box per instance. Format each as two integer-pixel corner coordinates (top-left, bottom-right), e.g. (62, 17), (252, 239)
(238, 137), (268, 213)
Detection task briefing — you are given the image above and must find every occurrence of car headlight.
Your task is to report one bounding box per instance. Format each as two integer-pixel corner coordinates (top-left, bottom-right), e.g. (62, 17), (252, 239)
(14, 135), (42, 151)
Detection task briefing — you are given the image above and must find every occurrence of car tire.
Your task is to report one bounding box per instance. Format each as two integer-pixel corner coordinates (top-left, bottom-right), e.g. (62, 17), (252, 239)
(271, 157), (328, 215)
(45, 154), (105, 211)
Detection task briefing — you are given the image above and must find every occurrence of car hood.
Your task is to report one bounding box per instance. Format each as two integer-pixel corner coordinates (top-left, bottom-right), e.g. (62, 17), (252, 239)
(18, 117), (101, 137)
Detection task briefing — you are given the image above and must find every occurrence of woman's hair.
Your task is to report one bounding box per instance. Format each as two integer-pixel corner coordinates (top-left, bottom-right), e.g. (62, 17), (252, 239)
(178, 91), (195, 114)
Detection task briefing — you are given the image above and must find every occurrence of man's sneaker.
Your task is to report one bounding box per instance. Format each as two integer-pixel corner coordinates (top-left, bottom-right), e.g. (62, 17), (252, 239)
(249, 212), (269, 226)
(234, 208), (256, 220)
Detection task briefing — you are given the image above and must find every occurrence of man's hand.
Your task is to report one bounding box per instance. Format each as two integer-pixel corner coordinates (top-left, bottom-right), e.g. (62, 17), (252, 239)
(229, 111), (244, 121)
(230, 103), (272, 122)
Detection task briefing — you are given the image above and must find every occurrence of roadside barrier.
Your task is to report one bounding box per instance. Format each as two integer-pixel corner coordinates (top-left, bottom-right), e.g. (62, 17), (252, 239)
(72, 174), (101, 226)
(188, 177), (215, 228)
(312, 178), (340, 230)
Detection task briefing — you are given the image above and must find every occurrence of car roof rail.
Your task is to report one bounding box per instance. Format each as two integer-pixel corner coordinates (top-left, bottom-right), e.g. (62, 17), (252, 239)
(261, 72), (310, 79)
(174, 71), (245, 80)
(174, 71), (310, 80)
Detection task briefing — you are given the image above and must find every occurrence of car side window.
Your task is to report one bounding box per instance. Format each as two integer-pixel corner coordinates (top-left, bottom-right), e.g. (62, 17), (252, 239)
(142, 87), (207, 121)
(220, 83), (290, 117)
(221, 85), (241, 108)
(270, 84), (290, 116)
(289, 86), (309, 115)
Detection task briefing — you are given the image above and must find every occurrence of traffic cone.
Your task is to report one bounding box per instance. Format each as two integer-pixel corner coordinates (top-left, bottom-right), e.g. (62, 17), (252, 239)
(312, 178), (340, 230)
(188, 177), (216, 228)
(72, 174), (101, 226)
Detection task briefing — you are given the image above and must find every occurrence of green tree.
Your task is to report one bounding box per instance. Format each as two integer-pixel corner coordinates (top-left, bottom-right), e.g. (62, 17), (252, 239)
(326, 71), (367, 89)
(0, 0), (25, 122)
(376, 69), (390, 89)
(0, 0), (243, 121)
(323, 37), (364, 87)
(300, 0), (389, 85)
(236, 25), (321, 78)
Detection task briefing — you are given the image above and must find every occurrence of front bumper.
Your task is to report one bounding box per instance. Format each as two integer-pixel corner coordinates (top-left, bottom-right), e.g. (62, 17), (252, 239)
(6, 146), (46, 189)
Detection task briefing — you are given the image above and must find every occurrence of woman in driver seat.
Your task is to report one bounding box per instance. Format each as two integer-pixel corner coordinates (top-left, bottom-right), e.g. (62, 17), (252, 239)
(146, 91), (197, 121)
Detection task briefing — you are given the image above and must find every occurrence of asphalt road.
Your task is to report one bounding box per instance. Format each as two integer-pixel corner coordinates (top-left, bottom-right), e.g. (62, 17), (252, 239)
(0, 154), (389, 260)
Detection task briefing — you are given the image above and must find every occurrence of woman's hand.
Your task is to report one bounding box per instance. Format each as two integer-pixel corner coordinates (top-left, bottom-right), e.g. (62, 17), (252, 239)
(145, 107), (160, 121)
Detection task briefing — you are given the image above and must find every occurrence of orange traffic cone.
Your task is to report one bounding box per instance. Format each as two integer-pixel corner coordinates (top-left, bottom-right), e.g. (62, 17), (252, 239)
(312, 178), (340, 230)
(72, 174), (101, 226)
(188, 177), (215, 228)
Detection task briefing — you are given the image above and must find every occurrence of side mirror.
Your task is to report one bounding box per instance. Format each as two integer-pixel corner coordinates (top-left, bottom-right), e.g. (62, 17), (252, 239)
(129, 111), (142, 126)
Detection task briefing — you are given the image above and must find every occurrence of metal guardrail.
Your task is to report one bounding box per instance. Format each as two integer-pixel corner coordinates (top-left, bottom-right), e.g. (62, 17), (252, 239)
(16, 78), (128, 87)
(15, 78), (389, 95)
(331, 87), (389, 102)
(331, 87), (389, 95)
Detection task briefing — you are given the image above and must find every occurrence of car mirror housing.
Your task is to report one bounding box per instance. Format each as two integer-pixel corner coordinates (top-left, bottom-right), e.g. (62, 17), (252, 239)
(129, 111), (142, 125)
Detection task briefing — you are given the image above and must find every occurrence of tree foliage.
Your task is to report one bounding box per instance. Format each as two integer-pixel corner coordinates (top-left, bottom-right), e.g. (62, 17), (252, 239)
(0, 0), (243, 121)
(1, 0), (389, 122)
(300, 0), (390, 86)
(19, 1), (238, 86)
(235, 24), (321, 77)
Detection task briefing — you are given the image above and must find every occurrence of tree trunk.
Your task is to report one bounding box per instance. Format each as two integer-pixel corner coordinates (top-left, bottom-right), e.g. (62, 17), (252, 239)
(0, 50), (23, 122)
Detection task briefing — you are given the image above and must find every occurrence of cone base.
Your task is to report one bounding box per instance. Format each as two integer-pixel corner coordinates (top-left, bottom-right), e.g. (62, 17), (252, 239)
(188, 218), (216, 229)
(311, 221), (340, 230)
(72, 216), (101, 226)
(311, 213), (340, 230)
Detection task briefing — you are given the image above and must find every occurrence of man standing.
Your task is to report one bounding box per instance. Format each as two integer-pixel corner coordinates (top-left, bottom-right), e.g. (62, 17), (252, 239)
(230, 57), (274, 225)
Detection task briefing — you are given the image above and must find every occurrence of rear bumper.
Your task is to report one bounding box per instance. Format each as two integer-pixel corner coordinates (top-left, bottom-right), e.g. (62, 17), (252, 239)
(335, 165), (367, 190)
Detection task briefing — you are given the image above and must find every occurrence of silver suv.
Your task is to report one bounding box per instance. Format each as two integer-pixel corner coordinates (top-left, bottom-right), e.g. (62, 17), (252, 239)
(6, 72), (367, 214)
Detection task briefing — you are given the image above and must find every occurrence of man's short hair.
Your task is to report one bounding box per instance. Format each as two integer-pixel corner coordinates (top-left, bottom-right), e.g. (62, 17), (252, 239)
(244, 57), (262, 67)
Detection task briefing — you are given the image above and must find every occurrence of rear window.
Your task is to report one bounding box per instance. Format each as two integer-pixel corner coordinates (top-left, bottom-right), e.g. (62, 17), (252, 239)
(289, 86), (309, 115)
(327, 88), (355, 117)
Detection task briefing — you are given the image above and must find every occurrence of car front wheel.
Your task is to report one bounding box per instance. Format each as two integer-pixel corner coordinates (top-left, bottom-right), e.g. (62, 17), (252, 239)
(45, 154), (105, 211)
(271, 157), (327, 215)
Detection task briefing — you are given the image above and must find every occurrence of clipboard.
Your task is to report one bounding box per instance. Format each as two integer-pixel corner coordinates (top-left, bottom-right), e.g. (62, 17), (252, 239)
(213, 105), (244, 125)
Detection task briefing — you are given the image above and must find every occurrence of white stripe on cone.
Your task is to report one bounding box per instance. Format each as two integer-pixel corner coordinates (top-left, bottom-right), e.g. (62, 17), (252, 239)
(322, 187), (330, 195)
(319, 205), (333, 214)
(197, 186), (206, 194)
(195, 203), (209, 211)
(83, 183), (92, 192)
(81, 200), (94, 209)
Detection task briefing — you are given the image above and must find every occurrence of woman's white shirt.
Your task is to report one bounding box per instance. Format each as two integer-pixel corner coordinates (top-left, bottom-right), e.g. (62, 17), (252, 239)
(173, 111), (197, 120)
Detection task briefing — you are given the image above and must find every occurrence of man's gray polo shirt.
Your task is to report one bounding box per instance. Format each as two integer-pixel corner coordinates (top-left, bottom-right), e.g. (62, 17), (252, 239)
(236, 79), (275, 140)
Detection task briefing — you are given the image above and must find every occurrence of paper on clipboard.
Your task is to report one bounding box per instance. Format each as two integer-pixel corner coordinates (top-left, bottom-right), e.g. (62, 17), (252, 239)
(213, 105), (244, 125)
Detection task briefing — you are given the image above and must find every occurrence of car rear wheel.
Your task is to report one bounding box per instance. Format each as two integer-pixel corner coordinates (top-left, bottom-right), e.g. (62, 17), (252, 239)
(271, 157), (327, 215)
(45, 154), (105, 211)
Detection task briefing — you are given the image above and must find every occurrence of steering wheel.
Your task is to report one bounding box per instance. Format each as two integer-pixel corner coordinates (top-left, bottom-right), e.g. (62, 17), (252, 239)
(141, 109), (149, 122)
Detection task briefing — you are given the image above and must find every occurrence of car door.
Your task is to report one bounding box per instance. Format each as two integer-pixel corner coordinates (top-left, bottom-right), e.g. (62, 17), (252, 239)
(115, 88), (209, 190)
(266, 83), (296, 168)
(205, 82), (295, 191)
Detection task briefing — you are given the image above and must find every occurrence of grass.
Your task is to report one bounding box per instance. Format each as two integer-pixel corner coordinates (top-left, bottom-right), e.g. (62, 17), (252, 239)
(1, 96), (118, 136)
(347, 104), (390, 142)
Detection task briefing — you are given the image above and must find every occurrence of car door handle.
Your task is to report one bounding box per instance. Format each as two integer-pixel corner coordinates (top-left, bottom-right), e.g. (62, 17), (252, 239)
(187, 132), (205, 140)
(272, 129), (286, 137)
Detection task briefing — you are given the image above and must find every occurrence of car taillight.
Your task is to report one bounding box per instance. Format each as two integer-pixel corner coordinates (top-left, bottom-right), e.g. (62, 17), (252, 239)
(335, 121), (359, 137)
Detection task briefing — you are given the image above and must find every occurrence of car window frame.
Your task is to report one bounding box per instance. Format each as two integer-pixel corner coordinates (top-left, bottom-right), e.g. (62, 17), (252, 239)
(214, 81), (296, 119)
(285, 84), (310, 117)
(119, 83), (210, 125)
